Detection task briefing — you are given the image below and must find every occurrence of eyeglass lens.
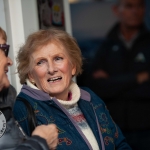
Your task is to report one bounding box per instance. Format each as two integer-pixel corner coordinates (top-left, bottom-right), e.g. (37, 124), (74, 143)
(0, 44), (9, 57)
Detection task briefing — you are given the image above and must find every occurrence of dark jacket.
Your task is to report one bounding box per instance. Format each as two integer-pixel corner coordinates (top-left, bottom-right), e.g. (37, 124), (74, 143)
(0, 85), (49, 150)
(13, 84), (131, 150)
(87, 23), (150, 131)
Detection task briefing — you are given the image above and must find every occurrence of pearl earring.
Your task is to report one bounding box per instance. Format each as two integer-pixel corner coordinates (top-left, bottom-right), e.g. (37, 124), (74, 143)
(31, 80), (35, 84)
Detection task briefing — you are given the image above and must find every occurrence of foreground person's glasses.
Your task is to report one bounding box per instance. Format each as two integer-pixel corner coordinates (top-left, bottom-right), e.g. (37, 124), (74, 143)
(0, 44), (10, 57)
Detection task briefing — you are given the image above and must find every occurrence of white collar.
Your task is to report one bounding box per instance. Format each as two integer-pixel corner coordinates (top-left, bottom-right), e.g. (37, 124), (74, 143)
(26, 79), (80, 108)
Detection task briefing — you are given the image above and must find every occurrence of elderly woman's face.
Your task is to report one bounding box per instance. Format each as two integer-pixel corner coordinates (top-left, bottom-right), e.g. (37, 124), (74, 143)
(28, 42), (76, 100)
(0, 37), (12, 91)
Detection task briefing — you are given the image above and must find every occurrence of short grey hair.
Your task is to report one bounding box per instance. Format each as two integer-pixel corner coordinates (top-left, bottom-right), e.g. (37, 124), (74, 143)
(16, 28), (83, 84)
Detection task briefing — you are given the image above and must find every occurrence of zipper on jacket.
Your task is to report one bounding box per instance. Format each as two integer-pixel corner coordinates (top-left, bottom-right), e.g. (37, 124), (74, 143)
(51, 98), (93, 150)
(15, 120), (27, 140)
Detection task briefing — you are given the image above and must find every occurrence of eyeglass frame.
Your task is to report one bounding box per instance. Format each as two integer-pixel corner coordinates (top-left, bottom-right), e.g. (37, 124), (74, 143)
(0, 44), (10, 57)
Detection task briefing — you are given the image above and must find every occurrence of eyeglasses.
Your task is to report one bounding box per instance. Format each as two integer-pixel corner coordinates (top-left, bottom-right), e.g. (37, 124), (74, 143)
(0, 44), (10, 57)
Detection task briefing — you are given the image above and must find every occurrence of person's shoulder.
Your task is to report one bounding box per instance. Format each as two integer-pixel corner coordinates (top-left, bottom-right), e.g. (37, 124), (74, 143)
(80, 86), (96, 95)
(100, 24), (120, 47)
(9, 84), (16, 94)
(15, 136), (49, 150)
(80, 86), (105, 104)
(106, 22), (119, 38)
(8, 85), (17, 106)
(13, 93), (29, 122)
(0, 85), (17, 109)
(80, 86), (96, 94)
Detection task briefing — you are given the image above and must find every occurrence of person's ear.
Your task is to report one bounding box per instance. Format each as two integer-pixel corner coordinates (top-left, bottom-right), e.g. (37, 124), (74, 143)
(28, 72), (35, 83)
(72, 65), (76, 76)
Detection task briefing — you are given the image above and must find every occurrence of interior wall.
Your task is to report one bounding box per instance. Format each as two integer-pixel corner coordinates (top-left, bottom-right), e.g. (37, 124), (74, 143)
(70, 1), (117, 41)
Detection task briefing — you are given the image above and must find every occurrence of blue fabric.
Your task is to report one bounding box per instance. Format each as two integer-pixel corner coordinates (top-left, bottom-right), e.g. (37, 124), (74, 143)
(13, 85), (131, 150)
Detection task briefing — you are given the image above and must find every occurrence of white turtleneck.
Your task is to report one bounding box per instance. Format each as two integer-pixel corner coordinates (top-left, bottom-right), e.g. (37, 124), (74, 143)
(26, 79), (100, 150)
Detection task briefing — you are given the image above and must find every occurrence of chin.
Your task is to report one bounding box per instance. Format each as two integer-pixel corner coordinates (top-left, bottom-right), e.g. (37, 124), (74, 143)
(0, 84), (10, 91)
(4, 84), (10, 89)
(49, 90), (65, 98)
(4, 80), (10, 89)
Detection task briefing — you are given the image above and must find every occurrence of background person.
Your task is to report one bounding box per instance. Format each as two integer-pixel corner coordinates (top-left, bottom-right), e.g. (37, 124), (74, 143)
(0, 26), (58, 150)
(87, 0), (150, 149)
(13, 28), (131, 150)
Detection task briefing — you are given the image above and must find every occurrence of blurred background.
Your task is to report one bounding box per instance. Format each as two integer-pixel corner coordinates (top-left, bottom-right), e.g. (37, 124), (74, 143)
(69, 0), (150, 86)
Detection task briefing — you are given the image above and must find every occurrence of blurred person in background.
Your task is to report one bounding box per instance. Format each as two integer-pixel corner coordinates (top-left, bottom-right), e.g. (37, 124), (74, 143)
(0, 26), (58, 150)
(87, 0), (150, 149)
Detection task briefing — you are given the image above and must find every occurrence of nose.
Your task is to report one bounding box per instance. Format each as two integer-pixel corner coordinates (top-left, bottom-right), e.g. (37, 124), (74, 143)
(47, 62), (57, 75)
(7, 57), (13, 66)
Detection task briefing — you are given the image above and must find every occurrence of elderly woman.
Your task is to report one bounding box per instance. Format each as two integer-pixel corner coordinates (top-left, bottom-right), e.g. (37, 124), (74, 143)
(13, 28), (131, 150)
(0, 27), (58, 150)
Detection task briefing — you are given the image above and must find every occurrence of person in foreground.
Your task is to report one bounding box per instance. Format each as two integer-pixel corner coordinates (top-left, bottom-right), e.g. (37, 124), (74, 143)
(0, 26), (58, 150)
(13, 28), (131, 150)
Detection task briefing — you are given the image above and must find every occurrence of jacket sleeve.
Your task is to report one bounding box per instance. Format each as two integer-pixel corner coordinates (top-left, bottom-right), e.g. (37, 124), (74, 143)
(13, 97), (31, 136)
(87, 41), (137, 99)
(88, 73), (137, 99)
(15, 136), (49, 150)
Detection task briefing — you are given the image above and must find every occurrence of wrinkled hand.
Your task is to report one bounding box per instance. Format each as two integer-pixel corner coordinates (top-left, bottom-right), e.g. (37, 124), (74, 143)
(93, 70), (109, 79)
(32, 124), (58, 150)
(137, 71), (149, 84)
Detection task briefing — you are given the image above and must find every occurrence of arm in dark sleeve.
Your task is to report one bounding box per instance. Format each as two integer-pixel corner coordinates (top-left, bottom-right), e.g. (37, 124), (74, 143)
(88, 72), (137, 99)
(15, 136), (49, 150)
(13, 99), (31, 136)
(87, 42), (137, 98)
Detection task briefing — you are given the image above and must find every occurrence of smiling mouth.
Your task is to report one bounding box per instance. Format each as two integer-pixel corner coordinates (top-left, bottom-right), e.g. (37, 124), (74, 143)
(47, 77), (62, 82)
(5, 69), (8, 74)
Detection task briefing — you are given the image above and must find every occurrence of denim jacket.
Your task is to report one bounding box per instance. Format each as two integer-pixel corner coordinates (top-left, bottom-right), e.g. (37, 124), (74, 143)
(13, 85), (131, 150)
